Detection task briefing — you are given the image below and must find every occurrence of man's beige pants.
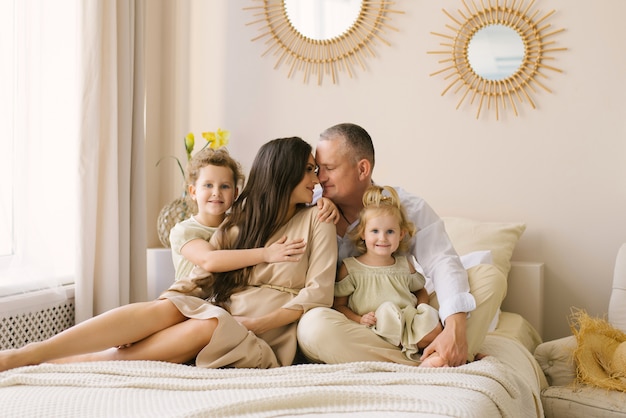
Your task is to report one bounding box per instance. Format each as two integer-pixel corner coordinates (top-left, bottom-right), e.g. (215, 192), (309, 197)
(297, 263), (507, 365)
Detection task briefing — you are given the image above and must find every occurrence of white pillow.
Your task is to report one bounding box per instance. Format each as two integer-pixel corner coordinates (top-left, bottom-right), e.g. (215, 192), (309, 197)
(459, 250), (493, 269)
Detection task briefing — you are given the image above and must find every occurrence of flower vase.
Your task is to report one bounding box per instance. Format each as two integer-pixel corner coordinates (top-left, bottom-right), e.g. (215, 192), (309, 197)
(156, 193), (197, 248)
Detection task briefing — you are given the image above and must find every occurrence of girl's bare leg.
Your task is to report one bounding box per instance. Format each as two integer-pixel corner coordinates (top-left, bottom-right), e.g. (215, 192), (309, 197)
(52, 317), (218, 365)
(0, 299), (186, 371)
(417, 321), (444, 349)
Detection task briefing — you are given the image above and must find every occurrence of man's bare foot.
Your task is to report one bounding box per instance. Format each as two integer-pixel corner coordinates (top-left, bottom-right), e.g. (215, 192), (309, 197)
(419, 353), (449, 368)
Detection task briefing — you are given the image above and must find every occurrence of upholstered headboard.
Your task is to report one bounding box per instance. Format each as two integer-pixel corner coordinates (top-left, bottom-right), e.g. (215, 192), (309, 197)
(504, 261), (545, 336)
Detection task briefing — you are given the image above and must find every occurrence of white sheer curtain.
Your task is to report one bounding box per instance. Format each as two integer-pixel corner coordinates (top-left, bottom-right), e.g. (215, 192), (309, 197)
(75, 0), (147, 322)
(0, 0), (78, 297)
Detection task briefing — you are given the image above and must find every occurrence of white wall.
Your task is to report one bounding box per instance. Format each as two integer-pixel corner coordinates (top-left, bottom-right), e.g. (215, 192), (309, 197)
(146, 1), (626, 340)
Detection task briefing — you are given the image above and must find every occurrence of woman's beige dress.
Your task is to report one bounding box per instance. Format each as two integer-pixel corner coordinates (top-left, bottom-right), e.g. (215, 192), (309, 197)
(160, 206), (337, 368)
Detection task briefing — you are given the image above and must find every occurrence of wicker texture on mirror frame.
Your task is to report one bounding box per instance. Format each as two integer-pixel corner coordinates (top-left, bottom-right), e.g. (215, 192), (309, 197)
(245, 0), (403, 85)
(429, 0), (567, 120)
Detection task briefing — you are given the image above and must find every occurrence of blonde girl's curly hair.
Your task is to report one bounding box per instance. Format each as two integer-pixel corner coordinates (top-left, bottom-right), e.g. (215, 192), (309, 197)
(349, 185), (417, 254)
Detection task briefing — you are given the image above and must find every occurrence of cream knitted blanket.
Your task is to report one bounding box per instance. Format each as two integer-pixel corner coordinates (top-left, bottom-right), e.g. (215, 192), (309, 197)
(0, 335), (543, 417)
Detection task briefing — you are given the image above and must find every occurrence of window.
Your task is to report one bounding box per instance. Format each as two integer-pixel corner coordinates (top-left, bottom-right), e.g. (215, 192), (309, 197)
(0, 0), (78, 296)
(0, 1), (15, 260)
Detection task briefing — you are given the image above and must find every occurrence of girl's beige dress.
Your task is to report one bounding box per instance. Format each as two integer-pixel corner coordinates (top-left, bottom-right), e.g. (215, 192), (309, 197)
(169, 217), (218, 281)
(335, 255), (440, 360)
(160, 206), (337, 368)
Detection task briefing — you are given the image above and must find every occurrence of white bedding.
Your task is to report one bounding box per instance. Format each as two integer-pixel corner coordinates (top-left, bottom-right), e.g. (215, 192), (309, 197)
(0, 330), (545, 418)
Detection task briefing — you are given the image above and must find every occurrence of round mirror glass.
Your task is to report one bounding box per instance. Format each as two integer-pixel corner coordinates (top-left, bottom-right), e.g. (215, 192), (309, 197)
(467, 24), (525, 81)
(284, 0), (362, 41)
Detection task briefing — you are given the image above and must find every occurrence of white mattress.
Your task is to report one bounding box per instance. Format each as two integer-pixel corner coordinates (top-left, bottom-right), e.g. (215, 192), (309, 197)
(0, 312), (547, 418)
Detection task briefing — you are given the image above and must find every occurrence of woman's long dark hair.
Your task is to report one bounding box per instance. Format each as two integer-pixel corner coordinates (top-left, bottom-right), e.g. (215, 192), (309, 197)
(210, 137), (312, 305)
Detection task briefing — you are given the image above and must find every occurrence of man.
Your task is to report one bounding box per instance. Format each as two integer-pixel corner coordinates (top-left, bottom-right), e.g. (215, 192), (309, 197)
(298, 123), (506, 366)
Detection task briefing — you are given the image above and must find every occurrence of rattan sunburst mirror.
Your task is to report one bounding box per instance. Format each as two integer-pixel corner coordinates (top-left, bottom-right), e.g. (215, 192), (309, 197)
(429, 0), (566, 120)
(245, 0), (403, 85)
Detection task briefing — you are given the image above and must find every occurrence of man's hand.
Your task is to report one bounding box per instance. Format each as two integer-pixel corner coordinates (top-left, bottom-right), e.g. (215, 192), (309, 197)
(316, 197), (340, 224)
(420, 312), (468, 367)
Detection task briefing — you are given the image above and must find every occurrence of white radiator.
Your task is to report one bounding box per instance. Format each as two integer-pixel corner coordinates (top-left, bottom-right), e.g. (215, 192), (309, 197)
(0, 285), (75, 350)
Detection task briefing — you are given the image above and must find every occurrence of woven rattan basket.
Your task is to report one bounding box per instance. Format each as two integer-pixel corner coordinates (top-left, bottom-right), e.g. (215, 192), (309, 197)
(156, 196), (197, 247)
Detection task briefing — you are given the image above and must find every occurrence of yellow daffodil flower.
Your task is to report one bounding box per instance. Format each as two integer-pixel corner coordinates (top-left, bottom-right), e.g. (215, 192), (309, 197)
(214, 128), (230, 149)
(184, 133), (195, 160)
(158, 128), (231, 186)
(202, 128), (230, 150)
(201, 131), (215, 146)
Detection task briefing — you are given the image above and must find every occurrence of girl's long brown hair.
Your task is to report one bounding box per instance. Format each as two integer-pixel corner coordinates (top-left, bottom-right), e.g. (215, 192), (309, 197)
(210, 137), (313, 305)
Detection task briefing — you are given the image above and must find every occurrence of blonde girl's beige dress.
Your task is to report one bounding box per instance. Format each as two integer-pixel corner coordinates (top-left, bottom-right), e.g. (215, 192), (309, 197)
(160, 206), (337, 368)
(335, 255), (440, 361)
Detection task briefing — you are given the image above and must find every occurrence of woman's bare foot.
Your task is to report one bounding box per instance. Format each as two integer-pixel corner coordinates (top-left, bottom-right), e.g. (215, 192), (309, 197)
(0, 347), (36, 372)
(0, 349), (16, 372)
(419, 353), (449, 368)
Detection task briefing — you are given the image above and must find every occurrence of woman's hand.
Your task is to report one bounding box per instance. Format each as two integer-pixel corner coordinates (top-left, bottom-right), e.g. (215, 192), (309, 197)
(234, 316), (258, 333)
(264, 236), (306, 263)
(116, 343), (133, 349)
(234, 308), (302, 335)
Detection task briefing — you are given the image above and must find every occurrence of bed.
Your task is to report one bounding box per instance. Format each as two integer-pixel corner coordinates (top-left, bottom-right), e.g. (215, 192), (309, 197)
(0, 217), (548, 417)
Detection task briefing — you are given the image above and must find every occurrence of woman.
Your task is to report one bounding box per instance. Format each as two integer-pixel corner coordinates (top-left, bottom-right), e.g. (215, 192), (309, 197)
(0, 137), (337, 371)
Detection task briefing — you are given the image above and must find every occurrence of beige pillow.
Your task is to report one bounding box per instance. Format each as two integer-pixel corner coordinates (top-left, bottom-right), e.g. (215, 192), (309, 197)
(442, 217), (526, 276)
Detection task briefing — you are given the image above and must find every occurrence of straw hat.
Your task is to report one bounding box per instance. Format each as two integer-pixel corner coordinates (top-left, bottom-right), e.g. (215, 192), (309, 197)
(571, 309), (626, 392)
